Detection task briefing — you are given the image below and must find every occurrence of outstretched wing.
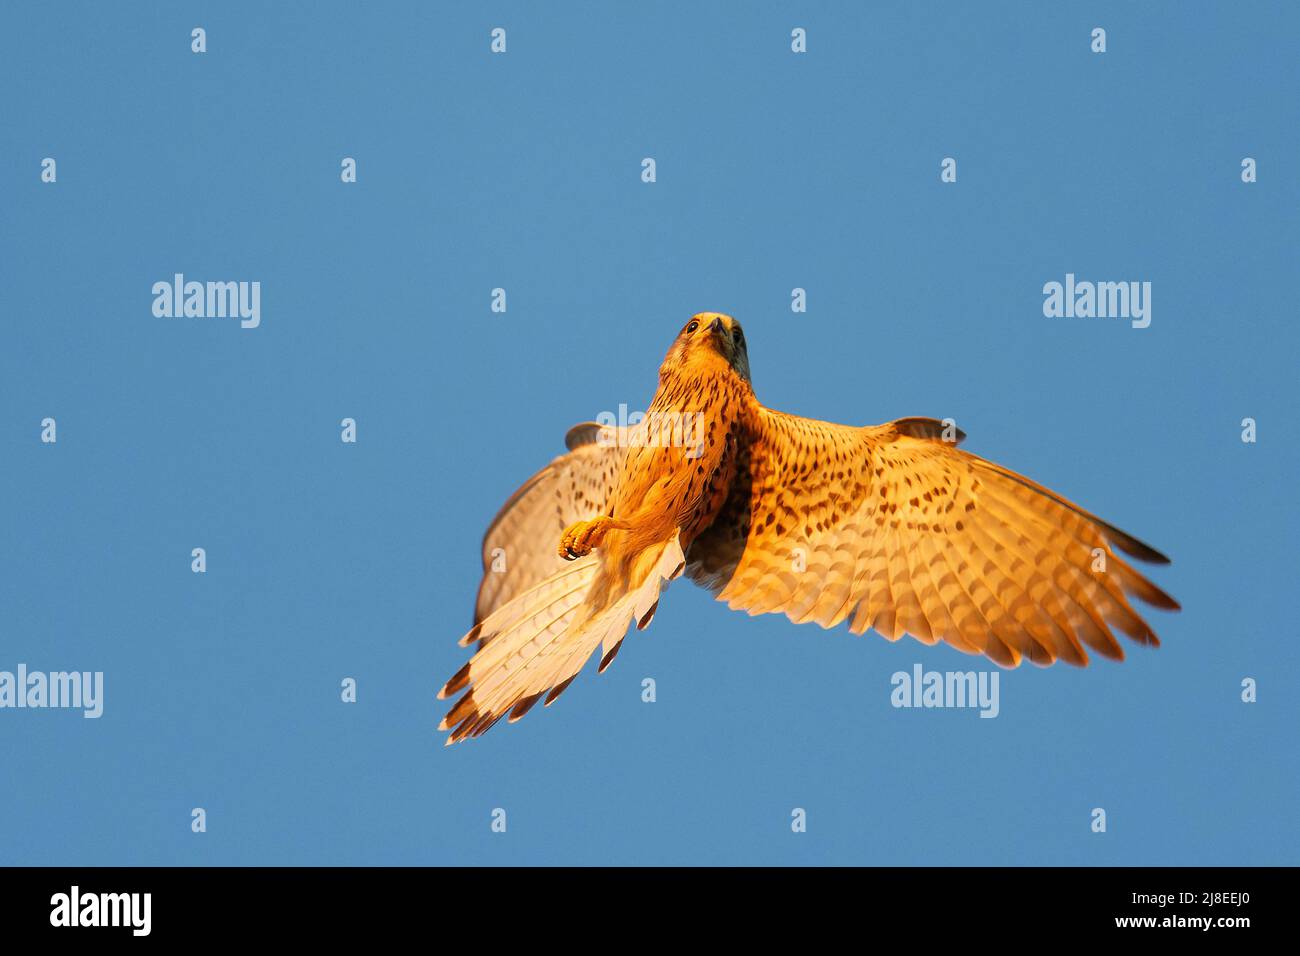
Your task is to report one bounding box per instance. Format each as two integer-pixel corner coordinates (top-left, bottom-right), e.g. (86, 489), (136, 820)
(474, 422), (625, 624)
(685, 410), (1179, 667)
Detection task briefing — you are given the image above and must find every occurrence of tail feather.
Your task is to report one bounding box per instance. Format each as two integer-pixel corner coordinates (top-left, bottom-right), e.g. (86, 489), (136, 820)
(439, 534), (685, 744)
(458, 557), (596, 649)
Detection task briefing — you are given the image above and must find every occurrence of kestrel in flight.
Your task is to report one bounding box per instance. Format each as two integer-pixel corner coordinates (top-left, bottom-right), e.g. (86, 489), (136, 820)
(438, 312), (1179, 743)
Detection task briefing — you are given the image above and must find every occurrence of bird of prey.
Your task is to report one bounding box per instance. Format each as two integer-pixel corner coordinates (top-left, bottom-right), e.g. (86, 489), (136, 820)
(438, 312), (1178, 743)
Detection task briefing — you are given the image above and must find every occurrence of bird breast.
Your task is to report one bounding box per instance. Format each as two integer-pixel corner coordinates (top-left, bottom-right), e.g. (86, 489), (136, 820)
(611, 369), (750, 546)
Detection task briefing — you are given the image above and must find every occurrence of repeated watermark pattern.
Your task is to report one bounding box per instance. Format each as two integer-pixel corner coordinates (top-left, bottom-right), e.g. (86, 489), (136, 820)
(5, 11), (1287, 873)
(151, 274), (261, 329)
(891, 664), (999, 718)
(1043, 274), (1152, 329)
(0, 665), (103, 719)
(594, 404), (706, 458)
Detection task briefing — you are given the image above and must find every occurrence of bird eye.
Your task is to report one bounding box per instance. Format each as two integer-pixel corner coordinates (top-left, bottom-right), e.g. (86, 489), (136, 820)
(686, 320), (699, 334)
(734, 328), (744, 345)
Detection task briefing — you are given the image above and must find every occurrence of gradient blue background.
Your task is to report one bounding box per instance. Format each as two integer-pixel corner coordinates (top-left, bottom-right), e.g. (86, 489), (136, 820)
(2, 1), (1296, 866)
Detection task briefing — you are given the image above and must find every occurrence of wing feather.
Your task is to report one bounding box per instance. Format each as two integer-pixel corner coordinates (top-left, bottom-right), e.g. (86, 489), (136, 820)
(473, 422), (626, 625)
(685, 410), (1178, 667)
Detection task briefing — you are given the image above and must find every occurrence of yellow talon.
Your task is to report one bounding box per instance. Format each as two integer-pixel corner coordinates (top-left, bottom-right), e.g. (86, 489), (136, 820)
(559, 516), (624, 560)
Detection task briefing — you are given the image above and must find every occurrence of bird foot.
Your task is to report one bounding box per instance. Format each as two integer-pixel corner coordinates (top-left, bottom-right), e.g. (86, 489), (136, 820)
(559, 516), (623, 560)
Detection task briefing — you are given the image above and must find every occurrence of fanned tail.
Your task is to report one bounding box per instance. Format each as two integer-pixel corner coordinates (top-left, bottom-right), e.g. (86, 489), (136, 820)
(438, 533), (686, 744)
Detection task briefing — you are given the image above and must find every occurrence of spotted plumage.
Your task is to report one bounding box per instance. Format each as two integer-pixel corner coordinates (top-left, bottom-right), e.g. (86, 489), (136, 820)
(438, 312), (1178, 743)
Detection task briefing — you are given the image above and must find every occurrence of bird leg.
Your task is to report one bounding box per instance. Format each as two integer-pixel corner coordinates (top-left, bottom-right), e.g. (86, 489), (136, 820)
(559, 515), (627, 560)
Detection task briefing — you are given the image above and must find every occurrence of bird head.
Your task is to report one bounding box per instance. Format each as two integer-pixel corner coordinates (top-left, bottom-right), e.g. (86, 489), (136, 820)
(664, 312), (751, 383)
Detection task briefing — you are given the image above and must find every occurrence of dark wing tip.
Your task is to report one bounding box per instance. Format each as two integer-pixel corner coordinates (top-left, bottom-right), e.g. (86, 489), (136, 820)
(1106, 528), (1172, 565)
(564, 421), (605, 451)
(892, 416), (966, 446)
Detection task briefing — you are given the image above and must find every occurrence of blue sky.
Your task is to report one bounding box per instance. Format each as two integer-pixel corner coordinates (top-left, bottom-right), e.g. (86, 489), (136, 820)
(1, 1), (1296, 865)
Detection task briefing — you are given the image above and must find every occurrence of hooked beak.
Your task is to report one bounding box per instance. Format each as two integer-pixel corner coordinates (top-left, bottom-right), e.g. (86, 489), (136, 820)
(708, 316), (725, 335)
